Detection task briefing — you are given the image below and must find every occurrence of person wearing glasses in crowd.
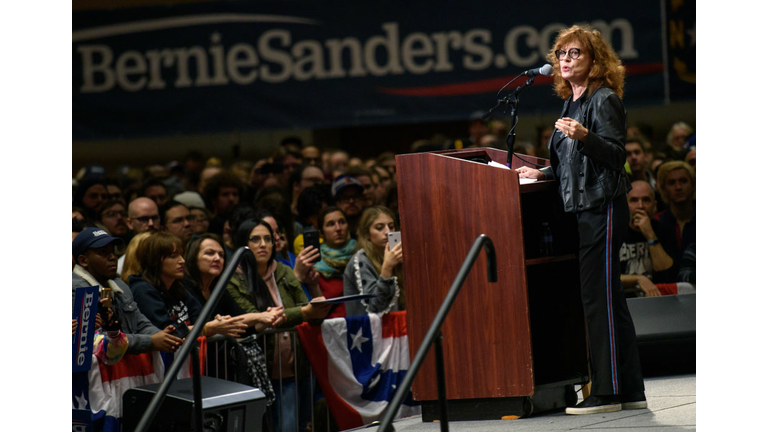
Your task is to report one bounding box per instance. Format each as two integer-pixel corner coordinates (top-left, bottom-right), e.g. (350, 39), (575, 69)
(173, 191), (212, 236)
(98, 200), (129, 240)
(227, 218), (332, 432)
(126, 197), (161, 234)
(300, 144), (322, 167)
(330, 174), (366, 239)
(189, 207), (211, 235)
(516, 25), (645, 415)
(160, 200), (195, 244)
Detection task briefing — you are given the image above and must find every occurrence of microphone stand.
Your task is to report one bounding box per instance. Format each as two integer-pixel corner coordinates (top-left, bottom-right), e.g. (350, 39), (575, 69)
(505, 75), (535, 167)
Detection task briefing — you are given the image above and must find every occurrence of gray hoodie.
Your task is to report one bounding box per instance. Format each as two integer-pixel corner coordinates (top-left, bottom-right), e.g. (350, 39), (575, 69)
(343, 249), (400, 317)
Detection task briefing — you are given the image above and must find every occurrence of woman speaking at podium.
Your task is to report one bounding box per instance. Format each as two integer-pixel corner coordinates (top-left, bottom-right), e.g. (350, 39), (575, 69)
(516, 25), (646, 415)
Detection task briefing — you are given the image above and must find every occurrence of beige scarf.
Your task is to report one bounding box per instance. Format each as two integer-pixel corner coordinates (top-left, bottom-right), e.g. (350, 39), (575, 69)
(73, 264), (124, 297)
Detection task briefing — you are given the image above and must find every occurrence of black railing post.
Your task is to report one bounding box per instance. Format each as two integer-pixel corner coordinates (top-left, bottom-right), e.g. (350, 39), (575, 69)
(190, 344), (204, 432)
(133, 246), (250, 432)
(434, 332), (449, 432)
(377, 235), (496, 432)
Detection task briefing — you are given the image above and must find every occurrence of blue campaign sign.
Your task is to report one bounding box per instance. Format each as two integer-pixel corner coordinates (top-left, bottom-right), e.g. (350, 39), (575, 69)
(73, 1), (686, 139)
(72, 285), (99, 373)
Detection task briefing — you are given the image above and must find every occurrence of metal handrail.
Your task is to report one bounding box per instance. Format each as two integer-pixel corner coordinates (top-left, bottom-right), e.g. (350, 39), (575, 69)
(133, 246), (251, 432)
(377, 234), (496, 432)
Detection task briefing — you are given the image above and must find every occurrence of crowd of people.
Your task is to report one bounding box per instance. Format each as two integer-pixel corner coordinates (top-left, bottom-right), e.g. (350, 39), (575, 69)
(72, 112), (694, 428)
(72, 141), (410, 432)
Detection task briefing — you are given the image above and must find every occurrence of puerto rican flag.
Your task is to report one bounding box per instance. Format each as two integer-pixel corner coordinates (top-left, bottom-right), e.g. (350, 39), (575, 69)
(297, 311), (421, 430)
(72, 339), (206, 432)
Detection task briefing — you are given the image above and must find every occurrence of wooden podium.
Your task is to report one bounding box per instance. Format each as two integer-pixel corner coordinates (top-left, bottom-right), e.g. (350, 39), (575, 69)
(395, 147), (588, 419)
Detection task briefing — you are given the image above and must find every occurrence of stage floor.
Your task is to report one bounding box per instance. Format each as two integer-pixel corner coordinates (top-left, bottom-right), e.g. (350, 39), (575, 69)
(389, 374), (696, 432)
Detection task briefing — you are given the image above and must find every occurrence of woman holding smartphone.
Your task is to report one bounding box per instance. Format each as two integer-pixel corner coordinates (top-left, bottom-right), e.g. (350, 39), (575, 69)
(294, 206), (356, 318)
(343, 206), (404, 316)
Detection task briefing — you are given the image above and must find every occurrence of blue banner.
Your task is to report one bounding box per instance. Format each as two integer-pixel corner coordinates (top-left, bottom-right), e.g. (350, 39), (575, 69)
(73, 1), (689, 139)
(72, 285), (98, 373)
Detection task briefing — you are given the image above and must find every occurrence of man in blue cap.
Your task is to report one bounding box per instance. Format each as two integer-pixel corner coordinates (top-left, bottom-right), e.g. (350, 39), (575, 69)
(331, 174), (366, 239)
(72, 228), (182, 353)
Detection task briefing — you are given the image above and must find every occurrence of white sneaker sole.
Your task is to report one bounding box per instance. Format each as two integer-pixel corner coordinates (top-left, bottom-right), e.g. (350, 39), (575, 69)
(622, 401), (648, 410)
(565, 404), (622, 415)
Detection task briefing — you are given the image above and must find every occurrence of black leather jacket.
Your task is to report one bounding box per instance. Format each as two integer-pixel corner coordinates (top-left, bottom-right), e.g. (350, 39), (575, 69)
(541, 87), (631, 213)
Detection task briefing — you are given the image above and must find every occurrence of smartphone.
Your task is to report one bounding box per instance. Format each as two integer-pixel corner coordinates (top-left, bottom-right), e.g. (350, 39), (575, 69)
(303, 227), (321, 263)
(387, 231), (402, 250)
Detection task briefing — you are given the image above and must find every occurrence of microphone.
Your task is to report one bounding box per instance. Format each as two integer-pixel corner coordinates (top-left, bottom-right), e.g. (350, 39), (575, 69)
(523, 64), (553, 77)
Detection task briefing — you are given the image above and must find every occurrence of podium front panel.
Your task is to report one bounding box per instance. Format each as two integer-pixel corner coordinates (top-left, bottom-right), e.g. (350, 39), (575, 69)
(396, 149), (534, 400)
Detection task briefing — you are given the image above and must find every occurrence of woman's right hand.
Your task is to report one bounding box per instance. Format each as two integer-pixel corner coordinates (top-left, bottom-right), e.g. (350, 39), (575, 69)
(382, 242), (403, 277)
(294, 246), (321, 284)
(515, 166), (545, 180)
(301, 297), (333, 321)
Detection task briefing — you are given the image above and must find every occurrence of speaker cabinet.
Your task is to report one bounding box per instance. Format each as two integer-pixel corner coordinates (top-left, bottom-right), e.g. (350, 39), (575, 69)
(123, 376), (266, 432)
(627, 293), (696, 376)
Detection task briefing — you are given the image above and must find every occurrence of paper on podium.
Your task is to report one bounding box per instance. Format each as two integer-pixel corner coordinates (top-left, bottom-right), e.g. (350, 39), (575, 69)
(487, 160), (538, 183)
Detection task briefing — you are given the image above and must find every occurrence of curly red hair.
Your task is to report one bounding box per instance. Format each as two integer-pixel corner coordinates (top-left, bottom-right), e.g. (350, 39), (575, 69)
(546, 25), (625, 100)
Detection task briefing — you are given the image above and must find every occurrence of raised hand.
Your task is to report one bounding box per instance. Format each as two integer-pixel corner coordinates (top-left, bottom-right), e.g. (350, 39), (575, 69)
(294, 246), (321, 284)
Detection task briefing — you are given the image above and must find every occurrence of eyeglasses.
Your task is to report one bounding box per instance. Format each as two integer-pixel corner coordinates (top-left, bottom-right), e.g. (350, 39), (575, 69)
(134, 215), (160, 224)
(249, 235), (273, 245)
(555, 48), (581, 60)
(337, 195), (361, 203)
(168, 215), (197, 225)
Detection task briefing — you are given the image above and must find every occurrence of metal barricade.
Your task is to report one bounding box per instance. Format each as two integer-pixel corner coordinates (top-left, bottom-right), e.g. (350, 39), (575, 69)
(204, 329), (334, 432)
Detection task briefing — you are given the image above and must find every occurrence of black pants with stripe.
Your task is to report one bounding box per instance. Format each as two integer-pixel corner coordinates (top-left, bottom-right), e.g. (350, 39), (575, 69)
(576, 197), (644, 396)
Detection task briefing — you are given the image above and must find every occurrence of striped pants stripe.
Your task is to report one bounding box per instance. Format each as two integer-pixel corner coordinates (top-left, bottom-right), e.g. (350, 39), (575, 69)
(576, 197), (644, 396)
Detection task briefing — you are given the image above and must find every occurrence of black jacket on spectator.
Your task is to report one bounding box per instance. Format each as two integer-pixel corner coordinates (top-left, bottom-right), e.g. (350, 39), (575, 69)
(129, 274), (202, 339)
(181, 277), (256, 337)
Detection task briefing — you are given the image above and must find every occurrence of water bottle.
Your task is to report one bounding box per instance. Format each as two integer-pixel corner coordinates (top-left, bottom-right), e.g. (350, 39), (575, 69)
(539, 222), (554, 256)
